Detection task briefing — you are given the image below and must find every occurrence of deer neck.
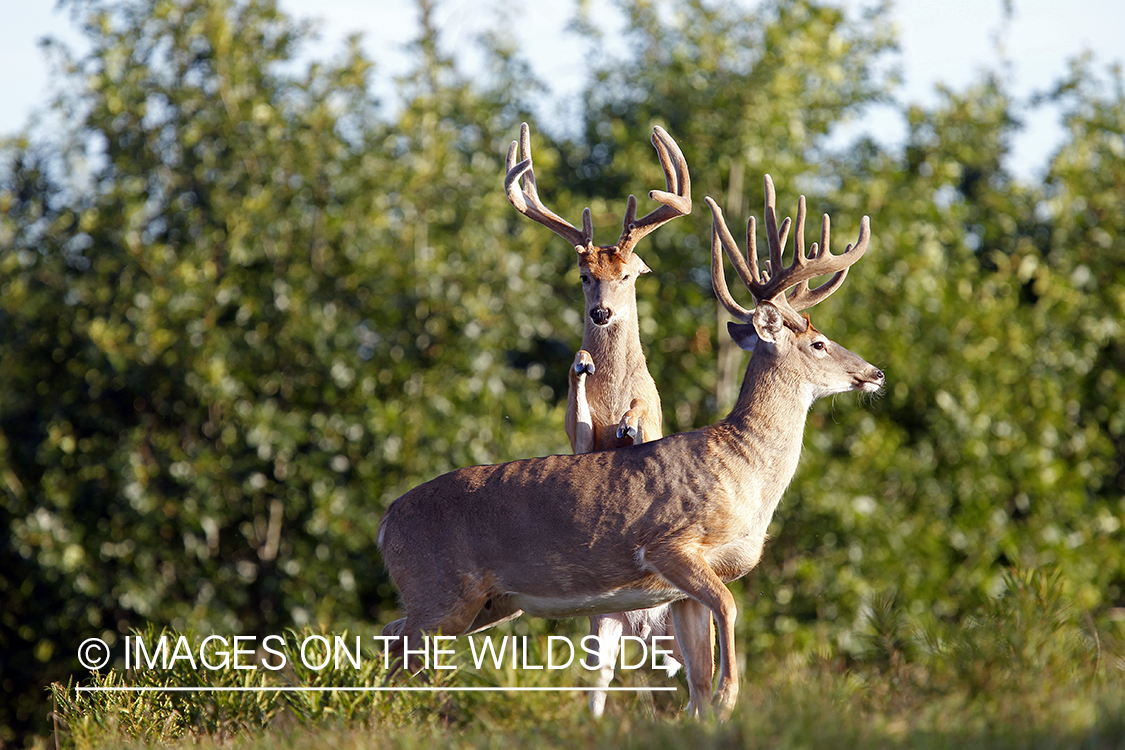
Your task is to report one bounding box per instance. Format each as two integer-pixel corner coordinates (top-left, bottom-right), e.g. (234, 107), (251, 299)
(714, 354), (816, 522)
(581, 312), (646, 377)
(580, 311), (648, 414)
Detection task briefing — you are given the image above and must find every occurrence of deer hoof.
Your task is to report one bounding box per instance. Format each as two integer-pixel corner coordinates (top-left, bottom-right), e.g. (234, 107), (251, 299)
(574, 351), (596, 376)
(616, 422), (638, 440)
(712, 681), (738, 721)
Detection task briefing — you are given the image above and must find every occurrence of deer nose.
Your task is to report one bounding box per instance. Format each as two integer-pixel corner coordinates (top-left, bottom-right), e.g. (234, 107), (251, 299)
(590, 307), (613, 326)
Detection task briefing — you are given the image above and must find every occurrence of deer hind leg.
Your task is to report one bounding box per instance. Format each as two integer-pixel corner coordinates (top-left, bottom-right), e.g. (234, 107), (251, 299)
(640, 604), (683, 678)
(466, 594), (523, 634)
(381, 580), (492, 677)
(616, 396), (652, 443)
(588, 606), (682, 717)
(587, 613), (625, 718)
(642, 546), (737, 719)
(566, 350), (596, 454)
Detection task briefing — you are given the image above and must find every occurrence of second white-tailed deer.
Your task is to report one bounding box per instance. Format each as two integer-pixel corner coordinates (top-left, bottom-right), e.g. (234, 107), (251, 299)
(379, 174), (884, 718)
(505, 122), (691, 715)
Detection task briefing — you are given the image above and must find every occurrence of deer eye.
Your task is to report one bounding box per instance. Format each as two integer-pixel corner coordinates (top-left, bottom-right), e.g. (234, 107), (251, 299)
(812, 341), (827, 351)
(580, 275), (590, 284)
(621, 274), (630, 282)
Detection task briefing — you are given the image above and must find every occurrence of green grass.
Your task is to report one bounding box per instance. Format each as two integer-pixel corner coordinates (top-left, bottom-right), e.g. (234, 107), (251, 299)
(50, 570), (1125, 749)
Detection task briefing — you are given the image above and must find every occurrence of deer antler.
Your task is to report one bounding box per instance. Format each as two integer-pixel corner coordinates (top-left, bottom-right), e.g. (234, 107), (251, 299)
(707, 174), (870, 330)
(614, 126), (692, 258)
(505, 123), (691, 256)
(505, 122), (593, 250)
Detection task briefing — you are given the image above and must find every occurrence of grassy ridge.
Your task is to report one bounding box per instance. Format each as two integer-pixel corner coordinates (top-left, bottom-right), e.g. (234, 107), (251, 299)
(52, 570), (1125, 749)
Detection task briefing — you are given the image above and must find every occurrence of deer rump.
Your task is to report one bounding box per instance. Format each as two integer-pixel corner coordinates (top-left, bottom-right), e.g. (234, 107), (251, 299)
(378, 435), (739, 633)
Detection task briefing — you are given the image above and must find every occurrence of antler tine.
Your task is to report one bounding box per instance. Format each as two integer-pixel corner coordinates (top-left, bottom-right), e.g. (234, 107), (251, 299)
(782, 205), (816, 309)
(785, 213), (871, 312)
(649, 126), (692, 212)
(761, 216), (791, 283)
(794, 195), (806, 269)
(745, 215), (761, 288)
(759, 183), (791, 289)
(705, 197), (753, 321)
(762, 175), (786, 285)
(504, 122), (593, 250)
(615, 125), (692, 257)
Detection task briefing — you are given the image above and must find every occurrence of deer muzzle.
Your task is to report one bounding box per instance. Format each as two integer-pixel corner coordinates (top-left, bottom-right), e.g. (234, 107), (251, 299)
(590, 306), (613, 326)
(856, 366), (885, 393)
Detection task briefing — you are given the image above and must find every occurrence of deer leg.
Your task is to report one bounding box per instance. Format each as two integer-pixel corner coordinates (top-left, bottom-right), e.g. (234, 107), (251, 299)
(566, 350), (596, 454)
(642, 547), (738, 719)
(615, 396), (650, 443)
(586, 613), (625, 717)
(669, 597), (714, 717)
(381, 572), (493, 677)
(378, 619), (408, 686)
(623, 606), (682, 677)
(466, 595), (523, 634)
(383, 601), (485, 678)
(651, 605), (685, 678)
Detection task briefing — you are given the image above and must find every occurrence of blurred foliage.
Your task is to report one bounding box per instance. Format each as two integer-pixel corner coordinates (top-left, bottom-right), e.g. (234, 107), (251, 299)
(2, 0), (1124, 745)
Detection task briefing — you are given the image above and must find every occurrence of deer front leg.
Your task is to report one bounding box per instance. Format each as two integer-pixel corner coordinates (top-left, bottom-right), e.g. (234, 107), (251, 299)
(642, 546), (738, 719)
(669, 597), (714, 717)
(615, 396), (652, 444)
(566, 350), (596, 454)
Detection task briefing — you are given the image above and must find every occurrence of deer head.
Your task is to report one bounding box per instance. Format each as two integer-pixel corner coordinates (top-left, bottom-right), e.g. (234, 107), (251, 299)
(707, 175), (882, 403)
(505, 123), (691, 329)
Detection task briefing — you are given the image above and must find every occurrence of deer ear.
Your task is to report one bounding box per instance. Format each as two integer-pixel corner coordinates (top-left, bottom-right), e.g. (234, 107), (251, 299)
(751, 302), (785, 344)
(728, 322), (760, 352)
(638, 258), (651, 274)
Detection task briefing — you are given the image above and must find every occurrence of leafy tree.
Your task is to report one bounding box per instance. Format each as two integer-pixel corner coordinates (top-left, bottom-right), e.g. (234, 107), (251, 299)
(1036, 59), (1125, 605)
(0, 0), (557, 739)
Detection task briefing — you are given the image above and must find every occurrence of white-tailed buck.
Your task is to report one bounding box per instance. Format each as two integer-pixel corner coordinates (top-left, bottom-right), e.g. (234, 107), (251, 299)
(505, 122), (691, 715)
(378, 174), (884, 718)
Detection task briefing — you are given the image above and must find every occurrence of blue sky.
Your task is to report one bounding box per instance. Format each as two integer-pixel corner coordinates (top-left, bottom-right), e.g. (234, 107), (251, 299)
(3, 1), (1123, 181)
